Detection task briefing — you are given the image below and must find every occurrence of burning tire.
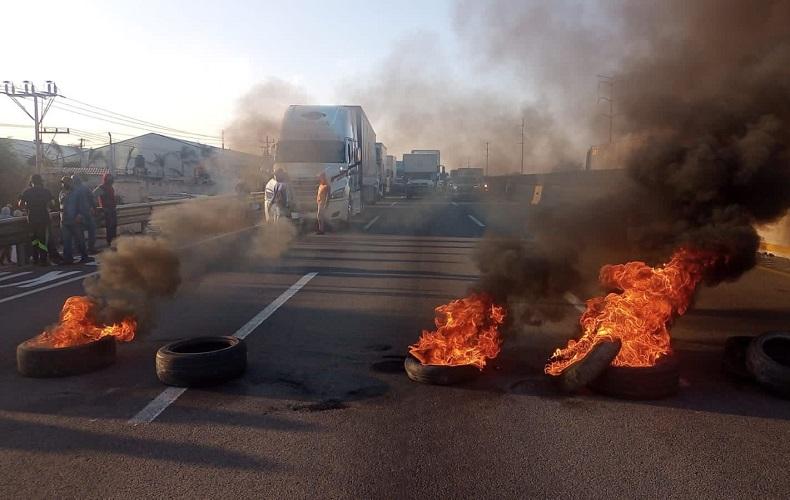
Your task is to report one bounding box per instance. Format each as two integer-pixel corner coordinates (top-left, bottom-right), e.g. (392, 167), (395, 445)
(722, 336), (755, 381)
(403, 355), (481, 385)
(553, 339), (622, 393)
(156, 336), (246, 387)
(17, 336), (116, 378)
(746, 331), (790, 397)
(589, 354), (679, 400)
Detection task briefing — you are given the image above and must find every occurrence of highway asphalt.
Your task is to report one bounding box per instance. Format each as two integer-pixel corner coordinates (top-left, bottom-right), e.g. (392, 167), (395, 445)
(1, 195), (789, 499)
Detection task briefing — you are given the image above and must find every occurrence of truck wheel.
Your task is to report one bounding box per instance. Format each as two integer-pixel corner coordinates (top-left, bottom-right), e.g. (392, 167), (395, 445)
(156, 336), (246, 387)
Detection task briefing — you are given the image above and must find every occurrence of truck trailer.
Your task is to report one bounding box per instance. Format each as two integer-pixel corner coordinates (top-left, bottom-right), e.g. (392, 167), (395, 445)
(273, 105), (376, 228)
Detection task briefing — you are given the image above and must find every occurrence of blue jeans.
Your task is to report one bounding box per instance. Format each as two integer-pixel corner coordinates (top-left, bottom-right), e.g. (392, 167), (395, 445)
(62, 223), (87, 262)
(84, 215), (97, 252)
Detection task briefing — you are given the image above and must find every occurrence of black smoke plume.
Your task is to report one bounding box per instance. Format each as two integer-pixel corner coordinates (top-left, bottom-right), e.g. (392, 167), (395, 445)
(468, 0), (790, 324)
(83, 236), (180, 330)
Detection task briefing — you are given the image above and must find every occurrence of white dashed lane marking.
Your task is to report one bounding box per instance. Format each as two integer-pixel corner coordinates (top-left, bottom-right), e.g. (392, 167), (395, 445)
(128, 272), (318, 425)
(467, 214), (486, 228)
(0, 272), (33, 283)
(363, 216), (381, 231)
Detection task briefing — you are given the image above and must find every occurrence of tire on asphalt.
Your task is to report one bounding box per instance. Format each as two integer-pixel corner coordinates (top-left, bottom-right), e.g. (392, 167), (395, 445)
(746, 331), (790, 397)
(589, 354), (680, 400)
(156, 336), (247, 387)
(553, 338), (622, 393)
(722, 336), (755, 381)
(403, 354), (480, 385)
(17, 336), (116, 378)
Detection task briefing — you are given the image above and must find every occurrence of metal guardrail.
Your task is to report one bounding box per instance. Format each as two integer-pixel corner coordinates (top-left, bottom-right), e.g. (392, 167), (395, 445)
(0, 192), (266, 255)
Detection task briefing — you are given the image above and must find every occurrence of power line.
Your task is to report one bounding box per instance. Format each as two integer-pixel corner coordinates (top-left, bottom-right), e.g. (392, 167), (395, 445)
(58, 95), (222, 140)
(50, 103), (223, 145)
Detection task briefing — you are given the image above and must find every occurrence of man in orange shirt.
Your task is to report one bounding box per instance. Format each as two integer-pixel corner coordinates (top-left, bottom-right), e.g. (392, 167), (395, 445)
(316, 172), (329, 234)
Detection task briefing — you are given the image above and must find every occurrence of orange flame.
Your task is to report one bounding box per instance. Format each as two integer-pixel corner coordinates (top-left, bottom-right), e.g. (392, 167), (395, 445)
(31, 296), (136, 348)
(409, 294), (505, 369)
(545, 248), (717, 375)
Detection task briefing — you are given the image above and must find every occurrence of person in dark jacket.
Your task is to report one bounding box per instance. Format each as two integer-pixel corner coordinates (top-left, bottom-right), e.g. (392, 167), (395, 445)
(93, 173), (118, 245)
(59, 176), (88, 264)
(70, 175), (97, 254)
(18, 174), (57, 265)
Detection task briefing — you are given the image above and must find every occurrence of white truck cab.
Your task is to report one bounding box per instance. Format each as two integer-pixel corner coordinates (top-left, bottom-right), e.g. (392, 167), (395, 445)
(274, 105), (376, 229)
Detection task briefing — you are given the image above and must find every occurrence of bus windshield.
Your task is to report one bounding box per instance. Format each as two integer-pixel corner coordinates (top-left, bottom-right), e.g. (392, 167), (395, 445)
(276, 140), (346, 163)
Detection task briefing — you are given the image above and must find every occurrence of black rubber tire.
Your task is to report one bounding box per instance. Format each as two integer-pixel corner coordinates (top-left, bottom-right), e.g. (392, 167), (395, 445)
(17, 336), (116, 378)
(553, 339), (622, 393)
(722, 336), (755, 381)
(404, 355), (481, 385)
(156, 336), (247, 387)
(746, 331), (790, 397)
(589, 354), (679, 400)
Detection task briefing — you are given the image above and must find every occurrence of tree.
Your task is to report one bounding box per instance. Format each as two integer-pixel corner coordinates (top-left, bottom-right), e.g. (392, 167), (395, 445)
(0, 140), (29, 206)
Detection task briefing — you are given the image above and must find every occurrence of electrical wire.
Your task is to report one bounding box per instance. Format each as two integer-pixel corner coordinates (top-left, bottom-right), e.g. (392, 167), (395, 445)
(50, 103), (223, 145)
(58, 95), (222, 140)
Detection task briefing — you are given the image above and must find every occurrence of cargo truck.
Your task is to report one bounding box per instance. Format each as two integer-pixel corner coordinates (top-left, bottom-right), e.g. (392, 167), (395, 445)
(403, 150), (440, 198)
(273, 105), (376, 229)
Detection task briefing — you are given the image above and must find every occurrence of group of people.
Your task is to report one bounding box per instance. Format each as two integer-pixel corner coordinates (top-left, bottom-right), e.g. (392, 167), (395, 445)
(264, 168), (330, 234)
(0, 173), (118, 267)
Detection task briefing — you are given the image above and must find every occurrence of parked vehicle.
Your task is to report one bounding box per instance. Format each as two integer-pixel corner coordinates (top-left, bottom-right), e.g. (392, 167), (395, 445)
(448, 167), (487, 200)
(273, 105), (376, 229)
(403, 150), (440, 198)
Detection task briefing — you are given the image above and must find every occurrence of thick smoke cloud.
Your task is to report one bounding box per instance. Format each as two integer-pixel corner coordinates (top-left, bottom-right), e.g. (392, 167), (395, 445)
(83, 236), (180, 330)
(84, 195), (295, 334)
(224, 78), (310, 155)
(341, 32), (579, 172)
(468, 0), (790, 324)
(615, 0), (790, 282)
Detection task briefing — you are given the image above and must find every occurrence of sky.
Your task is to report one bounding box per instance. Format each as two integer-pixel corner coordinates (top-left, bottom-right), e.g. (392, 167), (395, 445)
(0, 0), (457, 148)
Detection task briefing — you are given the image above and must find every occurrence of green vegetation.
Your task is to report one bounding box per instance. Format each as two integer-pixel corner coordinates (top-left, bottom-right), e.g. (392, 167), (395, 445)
(0, 140), (28, 206)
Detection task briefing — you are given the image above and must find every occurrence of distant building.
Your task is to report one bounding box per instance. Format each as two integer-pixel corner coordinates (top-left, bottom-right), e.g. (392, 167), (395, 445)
(1, 133), (263, 202)
(0, 138), (81, 168)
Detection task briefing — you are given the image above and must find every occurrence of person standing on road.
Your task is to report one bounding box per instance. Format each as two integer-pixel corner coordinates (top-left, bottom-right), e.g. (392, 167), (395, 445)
(18, 174), (56, 266)
(59, 176), (88, 264)
(316, 172), (329, 234)
(71, 175), (97, 254)
(264, 171), (279, 223)
(93, 173), (118, 246)
(0, 206), (12, 264)
(265, 168), (291, 225)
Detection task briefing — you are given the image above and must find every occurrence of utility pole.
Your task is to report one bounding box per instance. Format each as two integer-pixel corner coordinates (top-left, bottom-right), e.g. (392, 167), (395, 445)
(260, 135), (276, 157)
(108, 132), (115, 175)
(520, 118), (525, 175)
(597, 74), (617, 144)
(221, 129), (225, 150)
(1, 80), (60, 173)
(485, 141), (489, 177)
